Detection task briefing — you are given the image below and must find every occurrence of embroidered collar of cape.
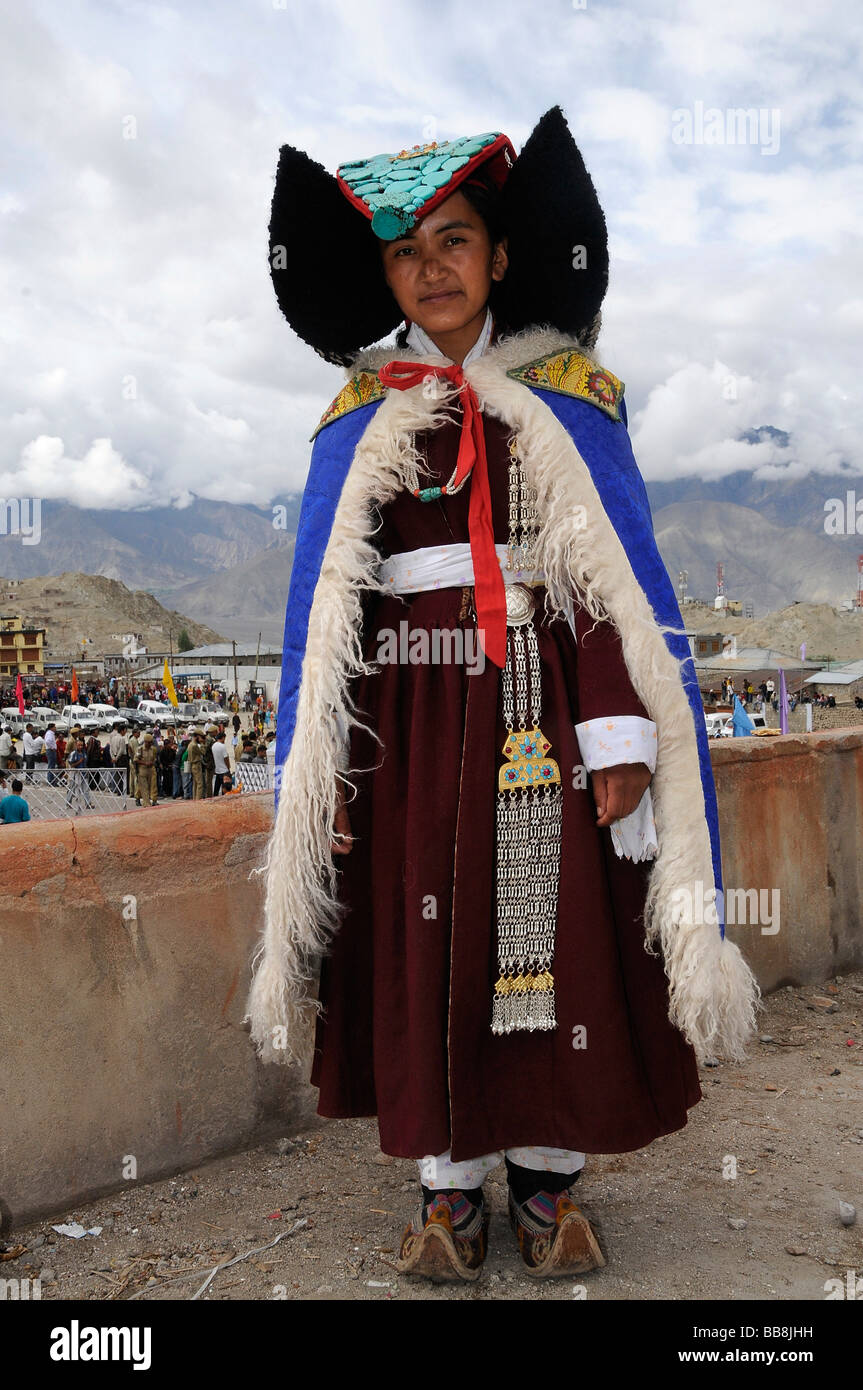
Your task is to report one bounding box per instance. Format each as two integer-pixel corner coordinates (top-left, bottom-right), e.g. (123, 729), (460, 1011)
(309, 330), (625, 440)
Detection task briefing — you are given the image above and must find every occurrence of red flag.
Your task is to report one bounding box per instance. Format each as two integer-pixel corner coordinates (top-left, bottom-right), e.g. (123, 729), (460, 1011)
(70, 666), (79, 703)
(15, 673), (25, 715)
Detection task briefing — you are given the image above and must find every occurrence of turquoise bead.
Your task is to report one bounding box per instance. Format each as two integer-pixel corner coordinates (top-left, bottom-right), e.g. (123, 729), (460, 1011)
(441, 155), (469, 172)
(382, 186), (414, 207)
(371, 206), (412, 239)
(454, 138), (485, 156)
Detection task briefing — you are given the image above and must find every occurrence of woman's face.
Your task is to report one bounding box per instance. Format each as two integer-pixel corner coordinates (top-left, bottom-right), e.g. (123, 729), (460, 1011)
(379, 188), (507, 336)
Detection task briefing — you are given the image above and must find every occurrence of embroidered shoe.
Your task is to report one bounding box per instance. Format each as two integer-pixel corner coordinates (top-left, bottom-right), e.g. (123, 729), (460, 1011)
(396, 1190), (490, 1283)
(508, 1186), (606, 1278)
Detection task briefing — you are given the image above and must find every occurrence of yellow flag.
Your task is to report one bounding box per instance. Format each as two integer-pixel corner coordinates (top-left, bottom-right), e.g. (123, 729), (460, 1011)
(163, 658), (179, 707)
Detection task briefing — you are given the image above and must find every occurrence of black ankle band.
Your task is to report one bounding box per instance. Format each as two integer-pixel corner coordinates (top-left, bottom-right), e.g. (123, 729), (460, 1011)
(421, 1183), (484, 1208)
(505, 1157), (581, 1204)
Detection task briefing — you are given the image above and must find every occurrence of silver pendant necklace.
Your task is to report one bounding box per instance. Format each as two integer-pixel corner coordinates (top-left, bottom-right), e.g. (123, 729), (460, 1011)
(492, 433), (563, 1035)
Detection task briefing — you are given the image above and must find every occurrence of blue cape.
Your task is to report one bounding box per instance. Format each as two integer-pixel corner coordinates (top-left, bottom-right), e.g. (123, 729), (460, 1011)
(274, 381), (725, 934)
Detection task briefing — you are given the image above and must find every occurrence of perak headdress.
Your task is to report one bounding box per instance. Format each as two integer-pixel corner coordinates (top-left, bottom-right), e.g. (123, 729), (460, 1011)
(268, 105), (609, 365)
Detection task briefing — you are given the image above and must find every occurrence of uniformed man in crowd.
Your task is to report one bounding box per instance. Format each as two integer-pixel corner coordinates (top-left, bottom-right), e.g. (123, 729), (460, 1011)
(185, 727), (204, 800)
(135, 731), (159, 808)
(202, 724), (217, 798)
(127, 726), (140, 805)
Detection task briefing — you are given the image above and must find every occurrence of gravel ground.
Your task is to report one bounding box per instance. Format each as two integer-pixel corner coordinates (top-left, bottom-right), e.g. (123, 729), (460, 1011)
(5, 973), (862, 1302)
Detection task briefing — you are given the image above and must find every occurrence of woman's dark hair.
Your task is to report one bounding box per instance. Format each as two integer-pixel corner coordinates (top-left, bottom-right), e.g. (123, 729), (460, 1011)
(460, 168), (506, 248)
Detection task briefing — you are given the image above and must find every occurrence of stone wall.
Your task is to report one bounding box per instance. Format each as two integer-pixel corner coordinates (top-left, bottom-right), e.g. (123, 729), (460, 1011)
(0, 798), (317, 1233)
(712, 729), (863, 989)
(1, 729), (861, 1230)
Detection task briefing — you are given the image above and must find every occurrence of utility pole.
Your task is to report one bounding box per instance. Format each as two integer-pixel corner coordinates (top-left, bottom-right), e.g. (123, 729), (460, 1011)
(232, 639), (239, 700)
(254, 630), (261, 687)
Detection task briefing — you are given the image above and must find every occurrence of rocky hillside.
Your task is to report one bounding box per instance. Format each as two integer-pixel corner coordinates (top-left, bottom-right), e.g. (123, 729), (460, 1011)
(679, 599), (863, 663)
(157, 540), (295, 647)
(0, 572), (224, 662)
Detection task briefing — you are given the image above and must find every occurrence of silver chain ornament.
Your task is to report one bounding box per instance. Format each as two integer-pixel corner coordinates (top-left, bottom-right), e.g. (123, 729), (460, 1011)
(492, 436), (563, 1035)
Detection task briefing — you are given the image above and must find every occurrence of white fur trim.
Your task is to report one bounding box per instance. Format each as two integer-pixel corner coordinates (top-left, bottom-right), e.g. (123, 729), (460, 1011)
(245, 326), (759, 1067)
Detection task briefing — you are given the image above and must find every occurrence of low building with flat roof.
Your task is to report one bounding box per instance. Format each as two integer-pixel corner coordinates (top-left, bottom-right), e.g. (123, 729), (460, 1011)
(803, 659), (863, 703)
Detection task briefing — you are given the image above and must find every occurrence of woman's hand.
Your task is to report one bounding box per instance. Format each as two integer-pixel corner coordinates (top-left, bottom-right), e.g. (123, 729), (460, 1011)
(591, 763), (651, 828)
(331, 778), (354, 855)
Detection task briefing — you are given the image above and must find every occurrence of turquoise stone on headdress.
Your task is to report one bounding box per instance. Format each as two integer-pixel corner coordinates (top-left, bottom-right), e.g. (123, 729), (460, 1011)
(336, 131), (510, 240)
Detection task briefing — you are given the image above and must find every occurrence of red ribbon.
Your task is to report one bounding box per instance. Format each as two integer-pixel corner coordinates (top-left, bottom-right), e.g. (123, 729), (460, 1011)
(378, 359), (507, 669)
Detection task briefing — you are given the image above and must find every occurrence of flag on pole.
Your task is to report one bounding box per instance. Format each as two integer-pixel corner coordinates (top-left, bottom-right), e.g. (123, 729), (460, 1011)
(779, 668), (788, 735)
(163, 658), (178, 708)
(15, 673), (25, 715)
(70, 666), (79, 703)
(800, 642), (806, 661)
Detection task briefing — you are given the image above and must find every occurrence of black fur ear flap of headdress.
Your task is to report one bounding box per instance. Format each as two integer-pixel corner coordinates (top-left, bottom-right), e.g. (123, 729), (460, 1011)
(491, 105), (609, 342)
(268, 145), (403, 366)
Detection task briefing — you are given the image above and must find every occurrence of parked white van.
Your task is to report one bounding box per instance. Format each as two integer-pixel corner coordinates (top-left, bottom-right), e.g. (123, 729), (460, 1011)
(0, 708), (30, 736)
(193, 700), (224, 722)
(58, 705), (102, 732)
(719, 711), (769, 737)
(136, 700), (179, 727)
(704, 711), (730, 739)
(85, 703), (127, 729)
(28, 706), (59, 732)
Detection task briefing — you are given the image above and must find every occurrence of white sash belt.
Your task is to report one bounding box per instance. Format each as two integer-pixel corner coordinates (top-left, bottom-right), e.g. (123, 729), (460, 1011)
(376, 541), (578, 644)
(376, 542), (545, 592)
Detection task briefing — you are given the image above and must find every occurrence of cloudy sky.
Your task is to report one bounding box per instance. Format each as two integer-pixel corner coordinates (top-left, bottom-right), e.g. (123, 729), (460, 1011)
(1, 0), (860, 510)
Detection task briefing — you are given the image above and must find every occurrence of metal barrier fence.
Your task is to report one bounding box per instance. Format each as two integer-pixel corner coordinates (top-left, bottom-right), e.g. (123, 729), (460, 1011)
(6, 767), (128, 820)
(231, 762), (273, 794)
(1, 763), (275, 820)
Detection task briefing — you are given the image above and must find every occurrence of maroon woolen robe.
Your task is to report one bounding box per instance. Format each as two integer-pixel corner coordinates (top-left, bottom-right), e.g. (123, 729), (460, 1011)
(309, 410), (701, 1160)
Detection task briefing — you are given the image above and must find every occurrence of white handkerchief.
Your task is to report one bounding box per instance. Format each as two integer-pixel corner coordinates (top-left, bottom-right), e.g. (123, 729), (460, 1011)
(608, 786), (659, 862)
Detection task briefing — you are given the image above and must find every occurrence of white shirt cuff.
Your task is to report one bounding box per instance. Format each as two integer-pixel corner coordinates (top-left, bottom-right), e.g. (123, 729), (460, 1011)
(574, 715), (658, 774)
(575, 715), (658, 863)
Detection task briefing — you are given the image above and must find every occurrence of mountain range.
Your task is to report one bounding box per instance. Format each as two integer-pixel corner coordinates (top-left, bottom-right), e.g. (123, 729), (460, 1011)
(1, 473), (860, 643)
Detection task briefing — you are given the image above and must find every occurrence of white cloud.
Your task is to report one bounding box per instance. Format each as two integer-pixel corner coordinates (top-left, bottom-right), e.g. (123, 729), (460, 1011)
(2, 437), (151, 508)
(187, 404), (253, 444)
(0, 0), (860, 511)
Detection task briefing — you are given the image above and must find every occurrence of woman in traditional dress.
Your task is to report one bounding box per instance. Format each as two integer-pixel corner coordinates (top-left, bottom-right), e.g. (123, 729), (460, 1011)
(247, 107), (758, 1282)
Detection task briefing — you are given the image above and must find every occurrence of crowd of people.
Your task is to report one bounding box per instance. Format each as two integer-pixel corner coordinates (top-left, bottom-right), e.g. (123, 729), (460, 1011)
(121, 719), (277, 807)
(0, 712), (277, 818)
(0, 676), (277, 726)
(702, 676), (837, 713)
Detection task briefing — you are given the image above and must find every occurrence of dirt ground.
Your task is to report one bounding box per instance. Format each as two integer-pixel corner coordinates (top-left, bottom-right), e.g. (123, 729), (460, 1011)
(6, 973), (862, 1302)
